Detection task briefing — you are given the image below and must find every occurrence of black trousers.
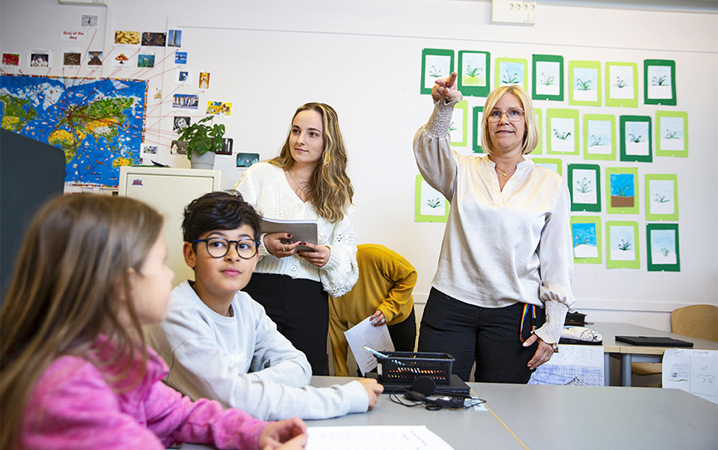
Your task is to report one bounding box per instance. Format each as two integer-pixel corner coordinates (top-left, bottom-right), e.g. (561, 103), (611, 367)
(417, 288), (545, 383)
(388, 307), (417, 352)
(243, 273), (329, 375)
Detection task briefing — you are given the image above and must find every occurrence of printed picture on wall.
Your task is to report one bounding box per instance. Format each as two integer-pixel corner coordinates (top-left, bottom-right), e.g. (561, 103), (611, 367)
(568, 164), (600, 212)
(656, 111), (688, 157)
(571, 216), (602, 264)
(174, 51), (187, 64)
(2, 52), (20, 67)
(458, 50), (490, 97)
(207, 101), (232, 116)
(546, 109), (579, 156)
(569, 61), (601, 106)
(606, 167), (639, 215)
(620, 116), (652, 162)
(421, 48), (454, 94)
(172, 94), (199, 109)
(608, 224), (637, 262)
(199, 72), (210, 89)
(606, 62), (638, 107)
(137, 53), (155, 68)
(415, 174), (449, 223)
(63, 51), (82, 67)
(647, 224), (680, 272)
(645, 174), (678, 221)
(532, 54), (564, 101)
(173, 116), (190, 133)
(644, 59), (676, 105)
(141, 32), (166, 47)
(216, 138), (233, 155)
(87, 51), (102, 66)
(495, 58), (527, 90)
(81, 14), (98, 28)
(170, 140), (188, 155)
(236, 152), (260, 168)
(29, 50), (51, 68)
(167, 29), (182, 47)
(141, 144), (157, 155)
(114, 30), (141, 45)
(584, 115), (615, 160)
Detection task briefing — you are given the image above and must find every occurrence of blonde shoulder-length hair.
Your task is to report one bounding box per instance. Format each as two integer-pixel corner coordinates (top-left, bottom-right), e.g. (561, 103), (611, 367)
(0, 194), (163, 449)
(480, 85), (539, 155)
(268, 102), (354, 223)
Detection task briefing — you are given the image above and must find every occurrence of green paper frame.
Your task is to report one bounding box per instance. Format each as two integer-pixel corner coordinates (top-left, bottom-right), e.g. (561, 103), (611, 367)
(450, 100), (468, 147)
(458, 51), (490, 97)
(568, 164), (601, 212)
(472, 106), (485, 154)
(546, 109), (579, 156)
(533, 109), (543, 154)
(415, 174), (449, 223)
(495, 57), (528, 90)
(644, 59), (676, 106)
(583, 114), (616, 160)
(421, 48), (454, 95)
(645, 174), (679, 221)
(646, 223), (680, 272)
(606, 221), (640, 269)
(606, 167), (639, 215)
(605, 62), (638, 108)
(571, 216), (602, 264)
(532, 54), (564, 101)
(620, 115), (652, 163)
(655, 111), (688, 157)
(530, 157), (562, 176)
(569, 60), (601, 106)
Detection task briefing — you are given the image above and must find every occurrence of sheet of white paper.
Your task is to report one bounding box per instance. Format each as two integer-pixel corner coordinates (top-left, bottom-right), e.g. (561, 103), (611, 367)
(662, 349), (718, 404)
(344, 316), (394, 375)
(306, 426), (455, 450)
(528, 344), (605, 386)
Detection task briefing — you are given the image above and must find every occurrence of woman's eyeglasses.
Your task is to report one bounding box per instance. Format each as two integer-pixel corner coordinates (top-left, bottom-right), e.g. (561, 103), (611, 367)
(192, 237), (260, 259)
(487, 108), (525, 123)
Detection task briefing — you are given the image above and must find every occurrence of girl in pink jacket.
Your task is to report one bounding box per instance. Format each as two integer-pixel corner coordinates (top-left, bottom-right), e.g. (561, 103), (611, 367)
(0, 194), (308, 450)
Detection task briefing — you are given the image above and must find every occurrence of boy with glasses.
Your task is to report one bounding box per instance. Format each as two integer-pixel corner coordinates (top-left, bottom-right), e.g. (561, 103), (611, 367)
(146, 190), (381, 421)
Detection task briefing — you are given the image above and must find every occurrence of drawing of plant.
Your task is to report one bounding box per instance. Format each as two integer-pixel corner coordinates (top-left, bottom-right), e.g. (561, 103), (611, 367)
(540, 72), (555, 86)
(449, 122), (456, 132)
(464, 66), (482, 83)
(575, 177), (592, 193)
(614, 76), (628, 89)
(501, 69), (520, 84)
(575, 78), (591, 90)
(627, 133), (643, 143)
(654, 194), (670, 203)
(664, 129), (679, 139)
(614, 185), (630, 197)
(427, 198), (442, 208)
(553, 129), (571, 140)
(660, 248), (670, 257)
(589, 135), (602, 147)
(617, 239), (632, 251)
(574, 235), (590, 246)
(429, 65), (442, 78)
(651, 75), (667, 86)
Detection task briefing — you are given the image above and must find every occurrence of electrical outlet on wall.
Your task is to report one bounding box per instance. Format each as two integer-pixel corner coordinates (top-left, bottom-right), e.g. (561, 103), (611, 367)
(491, 0), (537, 25)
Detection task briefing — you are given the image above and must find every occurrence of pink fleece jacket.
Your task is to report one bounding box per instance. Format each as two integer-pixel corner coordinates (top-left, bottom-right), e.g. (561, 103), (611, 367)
(20, 336), (270, 449)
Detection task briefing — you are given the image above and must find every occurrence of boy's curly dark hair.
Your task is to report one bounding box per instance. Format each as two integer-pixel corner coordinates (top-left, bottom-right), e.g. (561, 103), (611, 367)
(182, 190), (260, 242)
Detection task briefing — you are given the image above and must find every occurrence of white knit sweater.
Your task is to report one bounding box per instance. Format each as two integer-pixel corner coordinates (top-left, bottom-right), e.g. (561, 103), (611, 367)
(413, 99), (576, 344)
(234, 162), (358, 297)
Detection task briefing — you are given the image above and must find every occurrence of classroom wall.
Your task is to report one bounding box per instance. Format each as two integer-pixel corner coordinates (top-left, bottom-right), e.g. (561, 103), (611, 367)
(2, 0), (717, 332)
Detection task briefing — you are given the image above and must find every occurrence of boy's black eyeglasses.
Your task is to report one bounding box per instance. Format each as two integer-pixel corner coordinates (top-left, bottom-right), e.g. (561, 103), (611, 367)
(192, 237), (260, 259)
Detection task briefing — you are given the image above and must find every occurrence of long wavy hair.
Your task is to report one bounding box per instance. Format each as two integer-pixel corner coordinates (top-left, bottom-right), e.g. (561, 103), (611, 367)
(0, 194), (163, 449)
(480, 84), (539, 155)
(268, 102), (354, 222)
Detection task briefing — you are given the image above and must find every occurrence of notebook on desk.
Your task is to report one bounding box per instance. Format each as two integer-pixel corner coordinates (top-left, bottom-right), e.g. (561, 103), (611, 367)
(615, 335), (694, 347)
(367, 372), (472, 397)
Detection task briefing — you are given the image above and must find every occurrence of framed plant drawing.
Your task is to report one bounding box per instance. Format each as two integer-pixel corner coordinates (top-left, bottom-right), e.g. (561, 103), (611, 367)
(532, 54), (564, 101)
(645, 174), (678, 221)
(421, 48), (454, 95)
(583, 114), (616, 160)
(606, 167), (639, 215)
(450, 100), (468, 148)
(415, 174), (449, 223)
(605, 62), (638, 108)
(606, 221), (640, 269)
(655, 110), (688, 157)
(568, 164), (601, 212)
(546, 109), (579, 156)
(472, 106), (484, 154)
(570, 216), (602, 264)
(495, 57), (528, 90)
(530, 157), (562, 176)
(569, 60), (601, 106)
(646, 223), (680, 272)
(458, 50), (490, 97)
(620, 115), (652, 163)
(644, 59), (676, 106)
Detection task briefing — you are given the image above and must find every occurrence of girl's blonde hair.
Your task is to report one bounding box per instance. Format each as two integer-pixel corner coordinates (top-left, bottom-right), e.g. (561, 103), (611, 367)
(0, 194), (163, 449)
(480, 84), (539, 156)
(269, 102), (354, 222)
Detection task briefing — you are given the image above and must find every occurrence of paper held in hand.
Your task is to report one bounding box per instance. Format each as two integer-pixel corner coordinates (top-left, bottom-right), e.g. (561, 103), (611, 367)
(344, 316), (395, 375)
(259, 217), (318, 252)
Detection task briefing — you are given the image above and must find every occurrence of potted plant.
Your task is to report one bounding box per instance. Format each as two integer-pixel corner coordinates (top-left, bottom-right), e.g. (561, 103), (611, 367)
(177, 115), (225, 169)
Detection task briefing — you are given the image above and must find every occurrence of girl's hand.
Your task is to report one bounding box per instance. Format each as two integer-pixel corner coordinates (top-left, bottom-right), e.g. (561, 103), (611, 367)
(297, 242), (331, 268)
(259, 417), (308, 449)
(523, 334), (555, 370)
(264, 232), (298, 258)
(369, 310), (385, 327)
(431, 72), (461, 102)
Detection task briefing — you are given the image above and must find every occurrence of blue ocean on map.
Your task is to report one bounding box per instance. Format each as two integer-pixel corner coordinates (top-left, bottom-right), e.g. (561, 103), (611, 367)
(0, 75), (147, 187)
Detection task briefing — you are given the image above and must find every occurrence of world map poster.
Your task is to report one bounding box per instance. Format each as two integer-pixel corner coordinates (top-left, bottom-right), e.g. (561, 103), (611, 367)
(0, 75), (147, 187)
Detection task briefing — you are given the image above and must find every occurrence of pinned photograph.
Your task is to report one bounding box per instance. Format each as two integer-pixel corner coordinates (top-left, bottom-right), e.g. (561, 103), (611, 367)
(113, 53), (131, 68)
(170, 140), (188, 155)
(175, 51), (187, 64)
(199, 72), (210, 89)
(142, 144), (158, 155)
(137, 53), (156, 68)
(142, 32), (167, 47)
(206, 101), (232, 116)
(173, 116), (191, 133)
(173, 94), (199, 110)
(168, 29), (182, 47)
(87, 51), (103, 66)
(2, 53), (20, 67)
(606, 221), (640, 268)
(175, 68), (191, 84)
(81, 14), (99, 28)
(216, 138), (233, 155)
(63, 51), (82, 67)
(236, 152), (260, 167)
(114, 30), (141, 45)
(29, 50), (51, 68)
(420, 48), (454, 94)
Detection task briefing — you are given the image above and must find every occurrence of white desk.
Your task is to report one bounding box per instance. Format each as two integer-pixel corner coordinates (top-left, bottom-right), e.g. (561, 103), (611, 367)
(180, 376), (718, 449)
(590, 322), (718, 386)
